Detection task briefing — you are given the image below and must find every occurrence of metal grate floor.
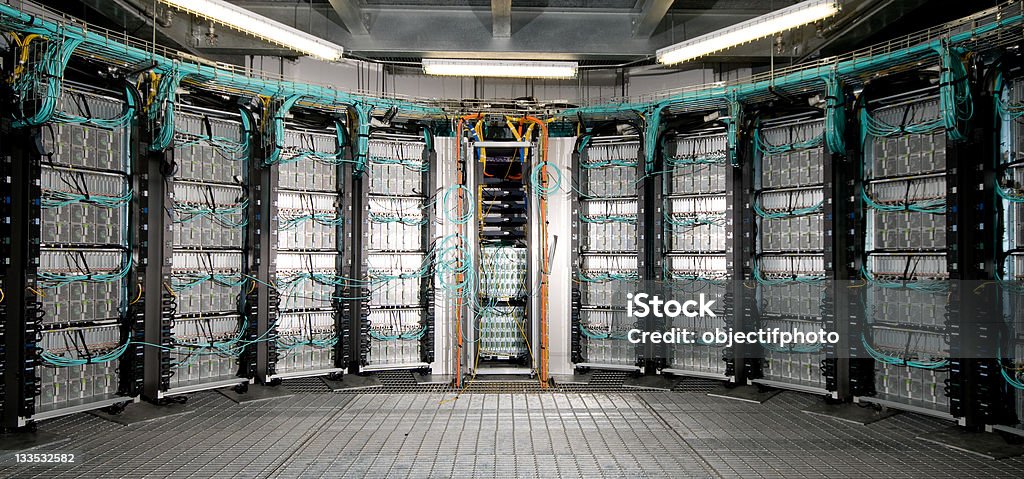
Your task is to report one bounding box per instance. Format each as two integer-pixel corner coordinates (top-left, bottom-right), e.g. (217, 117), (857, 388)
(338, 370), (663, 395)
(282, 377), (333, 394)
(3, 388), (1024, 478)
(672, 378), (720, 393)
(588, 370), (629, 386)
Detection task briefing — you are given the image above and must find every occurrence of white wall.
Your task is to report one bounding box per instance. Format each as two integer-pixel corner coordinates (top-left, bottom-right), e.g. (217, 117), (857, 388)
(429, 136), (459, 377)
(546, 137), (576, 377)
(628, 65), (754, 99)
(250, 55), (750, 104)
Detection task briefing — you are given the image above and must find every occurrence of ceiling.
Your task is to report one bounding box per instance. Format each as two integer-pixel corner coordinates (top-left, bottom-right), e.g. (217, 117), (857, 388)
(47, 0), (995, 70)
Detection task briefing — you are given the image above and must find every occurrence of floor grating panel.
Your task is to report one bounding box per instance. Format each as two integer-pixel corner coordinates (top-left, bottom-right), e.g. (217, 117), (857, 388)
(2, 387), (1023, 478)
(672, 378), (721, 393)
(283, 377), (333, 394)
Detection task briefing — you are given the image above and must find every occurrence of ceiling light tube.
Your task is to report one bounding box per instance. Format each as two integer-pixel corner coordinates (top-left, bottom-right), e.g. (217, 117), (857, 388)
(422, 59), (578, 79)
(657, 0), (840, 66)
(159, 0), (344, 61)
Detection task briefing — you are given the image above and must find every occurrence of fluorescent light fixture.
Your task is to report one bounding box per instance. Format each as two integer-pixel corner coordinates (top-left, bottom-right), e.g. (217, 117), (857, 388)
(159, 0), (344, 61)
(657, 0), (839, 65)
(422, 59), (578, 79)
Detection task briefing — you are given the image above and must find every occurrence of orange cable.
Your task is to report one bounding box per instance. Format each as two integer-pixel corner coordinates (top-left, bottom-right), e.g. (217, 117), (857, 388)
(520, 116), (551, 388)
(453, 113), (480, 387)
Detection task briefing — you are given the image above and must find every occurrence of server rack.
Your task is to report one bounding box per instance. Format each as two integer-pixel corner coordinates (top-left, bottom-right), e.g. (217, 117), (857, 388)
(749, 111), (830, 395)
(266, 115), (348, 380)
(17, 83), (140, 421)
(359, 129), (435, 372)
(997, 73), (1024, 433)
(854, 85), (955, 418)
(658, 123), (732, 380)
(0, 130), (12, 426)
(466, 139), (537, 376)
(0, 123), (40, 429)
(571, 133), (642, 372)
(155, 102), (254, 396)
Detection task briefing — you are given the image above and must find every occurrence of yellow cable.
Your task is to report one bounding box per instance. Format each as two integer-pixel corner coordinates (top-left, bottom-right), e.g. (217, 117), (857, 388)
(474, 119), (486, 162)
(848, 278), (867, 288)
(26, 286), (45, 298)
(511, 308), (536, 364)
(505, 117), (522, 141)
(130, 284), (143, 305)
(522, 123), (536, 158)
(10, 33), (40, 85)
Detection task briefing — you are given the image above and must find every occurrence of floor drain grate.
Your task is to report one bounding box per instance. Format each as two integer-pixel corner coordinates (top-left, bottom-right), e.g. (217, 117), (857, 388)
(671, 377), (721, 393)
(589, 370), (629, 386)
(375, 370), (418, 387)
(281, 377), (333, 393)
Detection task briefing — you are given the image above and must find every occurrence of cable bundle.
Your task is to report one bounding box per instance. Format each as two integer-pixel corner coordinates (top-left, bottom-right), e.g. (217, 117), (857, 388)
(579, 136), (640, 169)
(762, 342), (823, 354)
(752, 190), (823, 219)
(996, 77), (1024, 121)
(368, 212), (428, 226)
(277, 335), (338, 349)
(752, 258), (825, 286)
(996, 73), (1024, 203)
(434, 234), (474, 300)
(663, 211), (726, 229)
(368, 325), (427, 342)
(663, 268), (727, 285)
(51, 86), (136, 129)
(368, 137), (429, 171)
(173, 111), (251, 161)
(860, 48), (971, 141)
(999, 354), (1024, 390)
(753, 126), (824, 156)
(41, 186), (132, 209)
(664, 151), (727, 168)
(824, 71), (847, 155)
(861, 186), (946, 214)
(860, 264), (948, 293)
(578, 213), (637, 224)
(936, 44), (973, 142)
(172, 197), (249, 229)
(276, 138), (347, 166)
(530, 161), (562, 198)
(148, 68), (189, 151)
(579, 324), (629, 341)
(576, 271), (639, 283)
(442, 184), (473, 224)
(861, 333), (949, 370)
(40, 337), (132, 367)
(9, 33), (84, 127)
(170, 272), (246, 291)
(38, 258), (132, 289)
(281, 212), (345, 229)
(170, 319), (253, 362)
